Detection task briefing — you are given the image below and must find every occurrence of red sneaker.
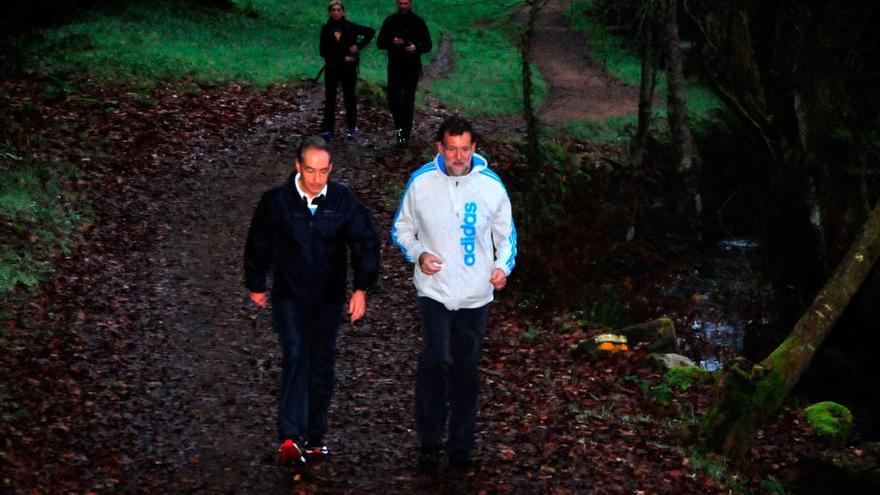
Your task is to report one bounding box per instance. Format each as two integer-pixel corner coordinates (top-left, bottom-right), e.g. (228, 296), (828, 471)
(278, 438), (305, 465)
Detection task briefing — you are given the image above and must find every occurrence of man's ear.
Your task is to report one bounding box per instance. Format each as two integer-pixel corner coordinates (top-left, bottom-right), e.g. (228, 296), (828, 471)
(436, 142), (443, 155)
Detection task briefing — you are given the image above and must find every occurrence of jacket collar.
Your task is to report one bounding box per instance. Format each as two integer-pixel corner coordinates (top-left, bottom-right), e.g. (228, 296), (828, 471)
(292, 173), (328, 204)
(434, 152), (488, 178)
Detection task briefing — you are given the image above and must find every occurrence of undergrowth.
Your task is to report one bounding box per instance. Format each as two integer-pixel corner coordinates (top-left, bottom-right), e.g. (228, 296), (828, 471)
(0, 150), (85, 300)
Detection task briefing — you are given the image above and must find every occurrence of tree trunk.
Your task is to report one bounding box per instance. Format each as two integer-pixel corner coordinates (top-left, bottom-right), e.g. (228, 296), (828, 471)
(663, 0), (700, 227)
(632, 9), (658, 165)
(521, 0), (542, 170)
(663, 0), (693, 173)
(702, 199), (880, 460)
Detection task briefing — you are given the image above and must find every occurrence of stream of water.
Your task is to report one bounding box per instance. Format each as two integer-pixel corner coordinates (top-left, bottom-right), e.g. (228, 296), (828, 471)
(664, 238), (776, 371)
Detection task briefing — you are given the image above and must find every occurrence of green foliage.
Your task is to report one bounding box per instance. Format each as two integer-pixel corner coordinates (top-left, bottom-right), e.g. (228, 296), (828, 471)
(761, 475), (790, 495)
(803, 401), (854, 442)
(27, 0), (544, 117)
(429, 33), (547, 117)
(0, 154), (84, 298)
(573, 295), (626, 330)
(566, 1), (723, 128)
(520, 322), (542, 344)
(664, 366), (712, 391)
(621, 374), (651, 395)
(566, 0), (641, 86)
(685, 448), (747, 493)
(556, 115), (639, 145)
(651, 383), (673, 406)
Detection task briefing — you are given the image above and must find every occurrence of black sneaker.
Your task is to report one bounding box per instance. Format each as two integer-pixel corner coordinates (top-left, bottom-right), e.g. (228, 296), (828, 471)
(448, 449), (477, 471)
(395, 129), (409, 149)
(417, 444), (441, 472)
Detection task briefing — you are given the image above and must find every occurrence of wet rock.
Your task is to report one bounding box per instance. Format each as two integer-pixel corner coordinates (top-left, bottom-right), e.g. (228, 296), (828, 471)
(619, 316), (677, 353)
(649, 353), (696, 370)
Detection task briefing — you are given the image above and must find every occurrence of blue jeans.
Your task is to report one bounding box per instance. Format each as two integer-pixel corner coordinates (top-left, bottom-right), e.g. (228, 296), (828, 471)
(272, 298), (342, 443)
(415, 297), (490, 452)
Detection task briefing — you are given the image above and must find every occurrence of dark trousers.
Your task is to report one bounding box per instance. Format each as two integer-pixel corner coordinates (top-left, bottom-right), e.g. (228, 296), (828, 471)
(387, 68), (420, 139)
(323, 63), (358, 133)
(272, 298), (342, 443)
(415, 297), (490, 452)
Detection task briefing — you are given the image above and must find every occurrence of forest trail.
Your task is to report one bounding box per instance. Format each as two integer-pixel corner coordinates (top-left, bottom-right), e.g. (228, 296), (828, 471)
(115, 86), (435, 492)
(107, 86), (716, 492)
(2, 19), (734, 494)
(533, 0), (640, 123)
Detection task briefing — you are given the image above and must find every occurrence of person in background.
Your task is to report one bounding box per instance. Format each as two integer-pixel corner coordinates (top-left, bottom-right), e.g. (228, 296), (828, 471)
(245, 136), (380, 464)
(377, 0), (432, 148)
(320, 0), (375, 141)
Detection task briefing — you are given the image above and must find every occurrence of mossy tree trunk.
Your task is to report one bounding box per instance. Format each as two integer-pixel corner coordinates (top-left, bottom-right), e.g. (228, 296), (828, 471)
(702, 199), (880, 459)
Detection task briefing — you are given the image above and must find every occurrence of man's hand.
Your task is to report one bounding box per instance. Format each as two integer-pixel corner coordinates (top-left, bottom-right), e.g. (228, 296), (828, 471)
(348, 290), (366, 323)
(405, 42), (417, 53)
(490, 269), (507, 290)
(419, 252), (444, 275)
(346, 45), (358, 62)
(250, 291), (268, 308)
(393, 36), (405, 46)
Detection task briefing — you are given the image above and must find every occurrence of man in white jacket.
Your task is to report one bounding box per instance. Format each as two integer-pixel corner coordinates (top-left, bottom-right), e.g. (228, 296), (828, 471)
(392, 116), (517, 471)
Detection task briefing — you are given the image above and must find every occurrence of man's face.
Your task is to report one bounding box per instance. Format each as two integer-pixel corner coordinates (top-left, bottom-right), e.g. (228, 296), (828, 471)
(397, 0), (412, 13)
(329, 3), (345, 21)
(438, 132), (475, 177)
(296, 148), (332, 196)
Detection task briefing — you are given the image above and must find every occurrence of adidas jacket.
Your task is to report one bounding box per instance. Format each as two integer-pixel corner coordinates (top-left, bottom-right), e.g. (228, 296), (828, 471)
(392, 153), (517, 310)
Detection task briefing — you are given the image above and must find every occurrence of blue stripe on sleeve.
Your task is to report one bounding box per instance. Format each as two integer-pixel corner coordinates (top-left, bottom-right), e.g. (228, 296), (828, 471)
(506, 220), (518, 272)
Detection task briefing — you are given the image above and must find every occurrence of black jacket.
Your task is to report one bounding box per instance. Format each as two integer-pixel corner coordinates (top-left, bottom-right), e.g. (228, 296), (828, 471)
(319, 18), (375, 67)
(376, 11), (432, 73)
(244, 178), (380, 304)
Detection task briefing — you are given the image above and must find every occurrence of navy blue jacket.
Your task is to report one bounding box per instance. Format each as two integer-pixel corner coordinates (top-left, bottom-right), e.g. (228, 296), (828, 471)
(244, 178), (380, 304)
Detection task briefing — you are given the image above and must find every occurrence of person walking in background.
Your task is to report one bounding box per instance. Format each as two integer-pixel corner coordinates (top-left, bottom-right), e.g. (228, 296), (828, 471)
(320, 1), (375, 141)
(244, 136), (380, 465)
(377, 0), (431, 149)
(391, 116), (517, 471)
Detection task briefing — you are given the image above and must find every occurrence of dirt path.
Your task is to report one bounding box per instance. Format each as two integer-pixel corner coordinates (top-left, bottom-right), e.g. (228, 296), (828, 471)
(533, 0), (640, 123)
(115, 83), (495, 492)
(114, 84), (715, 492)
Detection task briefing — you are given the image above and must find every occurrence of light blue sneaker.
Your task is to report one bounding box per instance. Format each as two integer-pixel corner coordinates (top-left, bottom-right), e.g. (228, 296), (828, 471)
(344, 128), (357, 141)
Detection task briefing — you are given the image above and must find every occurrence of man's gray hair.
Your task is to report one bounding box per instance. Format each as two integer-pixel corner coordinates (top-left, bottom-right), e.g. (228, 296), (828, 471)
(297, 136), (333, 164)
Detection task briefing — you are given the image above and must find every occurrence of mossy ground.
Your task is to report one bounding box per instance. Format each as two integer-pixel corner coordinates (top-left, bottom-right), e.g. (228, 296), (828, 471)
(804, 401), (854, 441)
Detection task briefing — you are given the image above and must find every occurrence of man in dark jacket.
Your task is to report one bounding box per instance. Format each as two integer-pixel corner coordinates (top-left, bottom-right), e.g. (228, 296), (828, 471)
(244, 136), (380, 465)
(377, 0), (431, 148)
(319, 1), (375, 140)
